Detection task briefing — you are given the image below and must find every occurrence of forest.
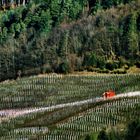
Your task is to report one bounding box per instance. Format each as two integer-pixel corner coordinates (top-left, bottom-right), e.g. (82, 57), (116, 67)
(0, 0), (140, 81)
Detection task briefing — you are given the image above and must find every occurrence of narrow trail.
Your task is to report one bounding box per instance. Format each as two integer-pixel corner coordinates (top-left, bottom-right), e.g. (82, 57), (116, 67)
(0, 91), (140, 120)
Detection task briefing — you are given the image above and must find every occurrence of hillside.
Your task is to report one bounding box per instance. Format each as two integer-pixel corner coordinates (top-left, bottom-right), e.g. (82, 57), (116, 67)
(0, 1), (140, 139)
(0, 74), (140, 109)
(0, 74), (140, 139)
(0, 0), (140, 81)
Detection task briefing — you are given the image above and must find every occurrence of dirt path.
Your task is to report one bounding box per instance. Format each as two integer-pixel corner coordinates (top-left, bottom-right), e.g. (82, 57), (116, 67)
(0, 91), (140, 120)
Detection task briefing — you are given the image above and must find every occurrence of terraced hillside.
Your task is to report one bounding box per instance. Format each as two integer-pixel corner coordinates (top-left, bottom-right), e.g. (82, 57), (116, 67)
(0, 74), (140, 109)
(0, 74), (140, 139)
(0, 95), (139, 139)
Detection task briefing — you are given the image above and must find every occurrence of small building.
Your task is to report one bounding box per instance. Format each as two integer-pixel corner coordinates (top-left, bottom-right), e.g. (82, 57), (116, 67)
(103, 90), (116, 99)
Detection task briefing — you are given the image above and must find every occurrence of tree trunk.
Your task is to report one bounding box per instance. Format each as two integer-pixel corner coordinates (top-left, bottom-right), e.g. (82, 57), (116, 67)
(2, 0), (6, 6)
(23, 0), (25, 6)
(10, 0), (14, 4)
(18, 0), (20, 6)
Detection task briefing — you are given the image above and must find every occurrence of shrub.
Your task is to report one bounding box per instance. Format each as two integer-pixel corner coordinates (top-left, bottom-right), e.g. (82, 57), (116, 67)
(99, 69), (110, 73)
(58, 60), (70, 74)
(106, 61), (114, 70)
(97, 129), (109, 140)
(85, 134), (91, 140)
(83, 53), (97, 68)
(135, 61), (140, 68)
(125, 119), (140, 140)
(106, 61), (120, 70)
(111, 69), (127, 74)
(41, 64), (52, 74)
(23, 67), (41, 76)
(97, 57), (106, 70)
(118, 57), (127, 68)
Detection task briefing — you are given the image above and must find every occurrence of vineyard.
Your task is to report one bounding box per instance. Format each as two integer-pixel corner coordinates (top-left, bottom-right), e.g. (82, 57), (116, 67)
(0, 74), (140, 139)
(0, 74), (140, 109)
(0, 0), (140, 139)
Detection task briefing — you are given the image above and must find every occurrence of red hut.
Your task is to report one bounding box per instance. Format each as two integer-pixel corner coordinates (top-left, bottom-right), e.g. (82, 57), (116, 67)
(103, 90), (116, 99)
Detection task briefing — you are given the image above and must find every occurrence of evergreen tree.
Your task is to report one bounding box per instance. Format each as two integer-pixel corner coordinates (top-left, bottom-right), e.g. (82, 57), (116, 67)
(127, 13), (139, 60)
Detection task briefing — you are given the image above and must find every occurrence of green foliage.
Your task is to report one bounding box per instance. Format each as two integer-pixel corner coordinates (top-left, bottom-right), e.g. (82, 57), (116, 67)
(127, 13), (139, 59)
(106, 61), (120, 71)
(83, 53), (106, 70)
(0, 0), (140, 81)
(108, 129), (122, 140)
(137, 14), (140, 31)
(92, 2), (103, 15)
(83, 53), (98, 67)
(101, 0), (132, 9)
(86, 119), (140, 140)
(125, 119), (140, 140)
(97, 57), (106, 69)
(135, 61), (140, 68)
(85, 134), (92, 140)
(120, 12), (139, 60)
(97, 129), (109, 140)
(58, 60), (70, 73)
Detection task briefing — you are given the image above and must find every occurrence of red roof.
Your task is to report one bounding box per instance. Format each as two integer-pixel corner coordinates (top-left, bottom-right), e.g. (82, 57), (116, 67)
(103, 90), (116, 98)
